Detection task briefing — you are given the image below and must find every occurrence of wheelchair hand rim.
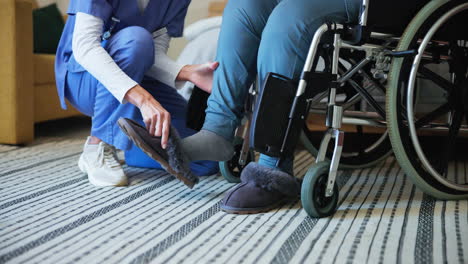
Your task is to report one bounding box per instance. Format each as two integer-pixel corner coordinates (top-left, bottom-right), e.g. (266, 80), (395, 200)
(406, 2), (468, 192)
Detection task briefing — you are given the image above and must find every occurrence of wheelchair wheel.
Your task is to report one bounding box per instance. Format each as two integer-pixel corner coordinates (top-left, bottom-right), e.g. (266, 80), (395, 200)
(301, 161), (339, 218)
(387, 0), (468, 199)
(219, 137), (255, 183)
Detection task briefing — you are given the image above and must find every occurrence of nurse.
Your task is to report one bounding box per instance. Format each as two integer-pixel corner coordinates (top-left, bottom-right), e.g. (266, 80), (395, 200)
(55, 0), (219, 187)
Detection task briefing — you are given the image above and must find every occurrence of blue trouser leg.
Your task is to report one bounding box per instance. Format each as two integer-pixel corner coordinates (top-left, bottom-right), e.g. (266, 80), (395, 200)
(203, 0), (280, 141)
(203, 0), (360, 173)
(65, 26), (218, 176)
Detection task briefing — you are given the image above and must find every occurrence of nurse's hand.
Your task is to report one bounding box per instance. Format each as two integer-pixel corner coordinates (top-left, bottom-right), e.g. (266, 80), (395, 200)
(177, 62), (219, 93)
(125, 85), (171, 149)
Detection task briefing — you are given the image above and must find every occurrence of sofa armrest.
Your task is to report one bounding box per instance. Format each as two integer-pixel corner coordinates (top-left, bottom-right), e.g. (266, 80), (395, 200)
(0, 0), (34, 144)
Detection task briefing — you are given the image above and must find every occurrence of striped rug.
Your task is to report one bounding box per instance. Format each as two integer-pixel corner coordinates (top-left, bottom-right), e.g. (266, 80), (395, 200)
(0, 134), (467, 264)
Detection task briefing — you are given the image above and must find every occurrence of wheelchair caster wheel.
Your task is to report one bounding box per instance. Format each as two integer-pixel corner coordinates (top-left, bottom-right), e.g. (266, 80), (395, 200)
(301, 162), (339, 218)
(219, 137), (254, 183)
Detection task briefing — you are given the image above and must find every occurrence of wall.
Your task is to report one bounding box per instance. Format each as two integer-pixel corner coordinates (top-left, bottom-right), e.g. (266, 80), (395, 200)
(36, 0), (213, 59)
(168, 0), (211, 59)
(36, 0), (68, 13)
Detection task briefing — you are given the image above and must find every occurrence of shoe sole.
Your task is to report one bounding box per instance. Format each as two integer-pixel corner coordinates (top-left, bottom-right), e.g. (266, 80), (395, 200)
(78, 155), (128, 187)
(220, 198), (289, 215)
(118, 118), (195, 189)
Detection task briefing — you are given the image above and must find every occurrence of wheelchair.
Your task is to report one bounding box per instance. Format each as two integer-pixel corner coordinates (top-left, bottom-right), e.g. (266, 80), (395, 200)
(220, 0), (468, 218)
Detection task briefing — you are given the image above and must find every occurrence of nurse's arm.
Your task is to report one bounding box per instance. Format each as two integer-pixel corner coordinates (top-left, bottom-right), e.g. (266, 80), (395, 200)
(73, 12), (171, 148)
(72, 12), (138, 104)
(124, 86), (171, 149)
(146, 31), (218, 94)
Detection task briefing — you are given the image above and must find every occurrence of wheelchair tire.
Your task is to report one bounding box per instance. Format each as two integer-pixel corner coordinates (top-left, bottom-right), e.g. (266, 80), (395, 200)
(386, 0), (468, 199)
(219, 137), (255, 183)
(301, 161), (339, 218)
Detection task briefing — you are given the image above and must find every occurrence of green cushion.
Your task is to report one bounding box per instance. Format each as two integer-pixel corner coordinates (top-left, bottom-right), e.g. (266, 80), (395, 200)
(33, 4), (65, 54)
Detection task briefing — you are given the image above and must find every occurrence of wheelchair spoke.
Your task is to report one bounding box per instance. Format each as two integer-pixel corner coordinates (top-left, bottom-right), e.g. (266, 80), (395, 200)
(358, 69), (387, 94)
(438, 109), (464, 176)
(356, 125), (365, 155)
(415, 103), (451, 129)
(347, 78), (386, 119)
(418, 66), (455, 92)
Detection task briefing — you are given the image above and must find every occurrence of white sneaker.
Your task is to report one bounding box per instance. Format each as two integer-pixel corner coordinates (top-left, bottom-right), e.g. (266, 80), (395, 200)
(78, 137), (128, 187)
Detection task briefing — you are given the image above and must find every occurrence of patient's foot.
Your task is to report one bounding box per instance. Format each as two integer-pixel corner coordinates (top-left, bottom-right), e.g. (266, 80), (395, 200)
(221, 162), (301, 214)
(180, 130), (235, 162)
(78, 137), (128, 187)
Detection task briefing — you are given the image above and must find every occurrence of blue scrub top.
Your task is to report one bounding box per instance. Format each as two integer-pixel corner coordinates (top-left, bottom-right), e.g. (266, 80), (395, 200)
(55, 0), (191, 109)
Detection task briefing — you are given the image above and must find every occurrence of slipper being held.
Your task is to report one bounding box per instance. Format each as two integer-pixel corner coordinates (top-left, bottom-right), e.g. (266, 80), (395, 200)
(118, 118), (199, 188)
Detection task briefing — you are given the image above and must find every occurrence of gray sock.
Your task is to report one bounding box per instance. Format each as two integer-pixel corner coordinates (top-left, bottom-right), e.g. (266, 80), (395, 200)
(180, 130), (234, 162)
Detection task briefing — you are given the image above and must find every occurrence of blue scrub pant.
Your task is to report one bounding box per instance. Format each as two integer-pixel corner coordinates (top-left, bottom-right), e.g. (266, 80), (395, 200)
(65, 26), (218, 176)
(202, 0), (361, 171)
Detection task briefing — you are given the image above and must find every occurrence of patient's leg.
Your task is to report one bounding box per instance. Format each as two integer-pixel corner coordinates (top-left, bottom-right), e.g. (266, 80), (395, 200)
(181, 0), (280, 161)
(255, 0), (361, 172)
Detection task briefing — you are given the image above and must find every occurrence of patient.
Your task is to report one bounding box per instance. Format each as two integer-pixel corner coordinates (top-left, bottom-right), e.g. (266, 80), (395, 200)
(120, 0), (362, 213)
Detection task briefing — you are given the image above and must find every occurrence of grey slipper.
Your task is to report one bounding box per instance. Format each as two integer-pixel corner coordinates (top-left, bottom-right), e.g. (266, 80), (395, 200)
(220, 162), (301, 214)
(118, 118), (199, 188)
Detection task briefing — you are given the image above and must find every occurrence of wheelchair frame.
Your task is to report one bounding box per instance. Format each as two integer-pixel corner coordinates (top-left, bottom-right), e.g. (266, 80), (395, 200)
(220, 0), (468, 217)
(293, 0), (394, 198)
(298, 0), (468, 217)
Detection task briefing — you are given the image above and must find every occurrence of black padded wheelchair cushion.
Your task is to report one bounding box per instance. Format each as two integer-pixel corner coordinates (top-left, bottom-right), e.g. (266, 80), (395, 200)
(250, 72), (333, 158)
(250, 73), (297, 157)
(186, 86), (210, 131)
